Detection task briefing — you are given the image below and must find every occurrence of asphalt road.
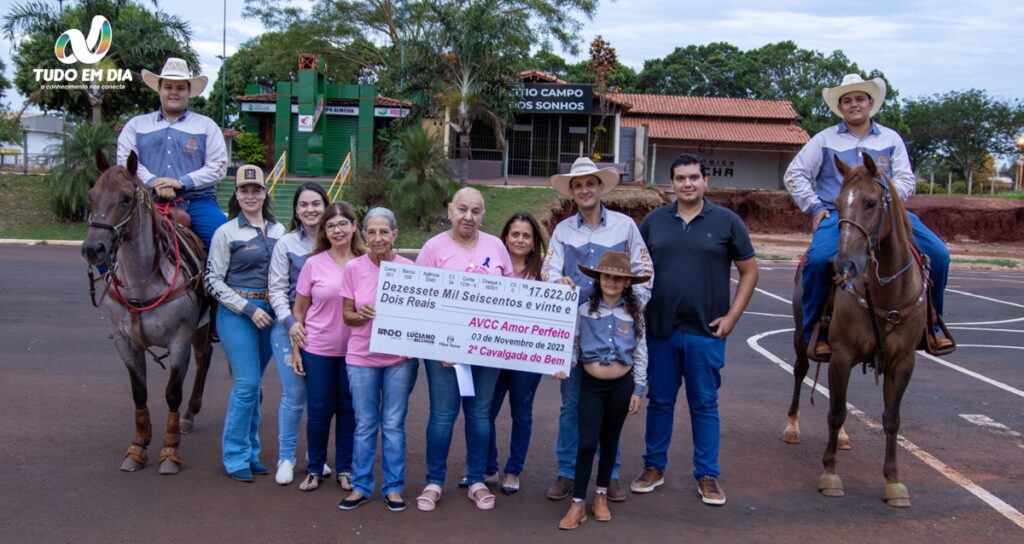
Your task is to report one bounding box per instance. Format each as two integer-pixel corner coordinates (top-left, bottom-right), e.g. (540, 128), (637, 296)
(1, 245), (1022, 543)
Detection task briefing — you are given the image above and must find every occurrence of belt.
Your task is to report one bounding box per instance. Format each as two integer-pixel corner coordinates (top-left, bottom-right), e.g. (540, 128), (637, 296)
(234, 289), (268, 301)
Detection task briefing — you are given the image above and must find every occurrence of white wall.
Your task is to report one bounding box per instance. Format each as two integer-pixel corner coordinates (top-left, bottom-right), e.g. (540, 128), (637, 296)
(650, 145), (795, 190)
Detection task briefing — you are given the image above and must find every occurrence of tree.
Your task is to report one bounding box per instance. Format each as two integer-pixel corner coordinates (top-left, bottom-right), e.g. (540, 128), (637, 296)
(633, 41), (901, 136)
(385, 124), (452, 229)
(587, 35), (617, 157)
(0, 57), (22, 146)
(903, 90), (1024, 193)
(4, 0), (197, 123)
(46, 121), (117, 219)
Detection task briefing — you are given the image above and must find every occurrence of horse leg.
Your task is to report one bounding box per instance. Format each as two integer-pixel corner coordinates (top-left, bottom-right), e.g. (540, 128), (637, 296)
(181, 324), (213, 434)
(158, 333), (193, 475)
(115, 333), (150, 472)
(881, 353), (915, 508)
(819, 360), (853, 497)
(785, 333), (809, 444)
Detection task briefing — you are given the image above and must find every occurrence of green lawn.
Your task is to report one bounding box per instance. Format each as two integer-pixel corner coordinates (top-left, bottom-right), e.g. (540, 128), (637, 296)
(0, 174), (88, 240)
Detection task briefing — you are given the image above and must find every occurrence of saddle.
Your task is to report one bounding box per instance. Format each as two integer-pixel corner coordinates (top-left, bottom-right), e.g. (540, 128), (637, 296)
(808, 246), (955, 363)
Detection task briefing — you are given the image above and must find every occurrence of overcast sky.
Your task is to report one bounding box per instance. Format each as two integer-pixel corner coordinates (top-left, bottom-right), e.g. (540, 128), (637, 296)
(3, 0), (1023, 111)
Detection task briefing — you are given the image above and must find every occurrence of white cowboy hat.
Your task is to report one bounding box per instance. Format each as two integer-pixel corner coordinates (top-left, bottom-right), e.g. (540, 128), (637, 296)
(141, 57), (208, 98)
(550, 157), (620, 198)
(822, 74), (887, 119)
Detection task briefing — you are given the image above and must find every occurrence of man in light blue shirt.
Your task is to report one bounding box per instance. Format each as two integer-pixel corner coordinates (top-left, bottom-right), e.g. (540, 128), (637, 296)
(117, 57), (227, 248)
(784, 74), (952, 358)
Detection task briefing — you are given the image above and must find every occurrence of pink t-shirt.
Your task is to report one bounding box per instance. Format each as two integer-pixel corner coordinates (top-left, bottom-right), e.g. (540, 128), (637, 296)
(295, 251), (351, 357)
(340, 253), (414, 367)
(415, 231), (514, 277)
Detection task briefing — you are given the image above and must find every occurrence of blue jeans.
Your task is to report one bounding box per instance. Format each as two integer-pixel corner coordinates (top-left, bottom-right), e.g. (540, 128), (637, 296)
(643, 331), (726, 480)
(556, 366), (621, 479)
(801, 211), (949, 341)
(270, 323), (306, 464)
(301, 350), (355, 476)
(424, 361), (500, 486)
(347, 361), (419, 497)
(219, 294), (274, 474)
(487, 369), (542, 476)
(180, 195), (226, 249)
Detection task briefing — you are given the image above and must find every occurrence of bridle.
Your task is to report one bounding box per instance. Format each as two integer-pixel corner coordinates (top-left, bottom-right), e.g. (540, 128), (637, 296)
(836, 177), (913, 290)
(86, 177), (150, 307)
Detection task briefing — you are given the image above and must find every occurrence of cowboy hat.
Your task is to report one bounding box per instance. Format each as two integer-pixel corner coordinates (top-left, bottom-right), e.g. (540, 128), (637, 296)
(141, 57), (208, 98)
(578, 250), (650, 285)
(550, 157), (620, 198)
(822, 74), (886, 119)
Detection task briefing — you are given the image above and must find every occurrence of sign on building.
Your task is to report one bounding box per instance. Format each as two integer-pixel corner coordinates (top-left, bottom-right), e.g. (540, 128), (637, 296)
(515, 83), (593, 115)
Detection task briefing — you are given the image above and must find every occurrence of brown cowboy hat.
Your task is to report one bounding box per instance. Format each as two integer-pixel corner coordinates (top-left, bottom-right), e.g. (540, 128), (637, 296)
(578, 250), (650, 285)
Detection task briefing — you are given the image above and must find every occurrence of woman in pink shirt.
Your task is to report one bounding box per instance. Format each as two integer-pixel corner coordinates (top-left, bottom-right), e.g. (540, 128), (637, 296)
(414, 188), (513, 512)
(291, 202), (365, 492)
(336, 207), (418, 512)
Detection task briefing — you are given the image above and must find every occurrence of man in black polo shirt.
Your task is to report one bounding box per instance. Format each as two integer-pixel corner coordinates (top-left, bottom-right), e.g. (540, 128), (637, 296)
(630, 153), (758, 506)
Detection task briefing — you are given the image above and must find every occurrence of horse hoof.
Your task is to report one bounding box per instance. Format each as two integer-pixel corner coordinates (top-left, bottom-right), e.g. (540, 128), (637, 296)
(838, 438), (852, 451)
(783, 430), (801, 444)
(121, 458), (145, 472)
(818, 473), (844, 497)
(179, 418), (194, 434)
(158, 460), (181, 475)
(883, 483), (910, 507)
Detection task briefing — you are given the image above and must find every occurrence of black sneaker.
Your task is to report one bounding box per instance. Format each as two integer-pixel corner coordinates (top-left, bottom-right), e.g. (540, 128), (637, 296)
(338, 494), (370, 511)
(384, 496), (407, 512)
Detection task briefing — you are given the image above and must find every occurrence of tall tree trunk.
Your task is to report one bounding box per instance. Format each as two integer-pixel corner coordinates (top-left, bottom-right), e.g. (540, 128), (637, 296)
(459, 131), (470, 188)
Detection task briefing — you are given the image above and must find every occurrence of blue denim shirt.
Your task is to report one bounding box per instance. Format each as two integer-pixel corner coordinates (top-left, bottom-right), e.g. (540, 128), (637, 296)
(575, 297), (648, 395)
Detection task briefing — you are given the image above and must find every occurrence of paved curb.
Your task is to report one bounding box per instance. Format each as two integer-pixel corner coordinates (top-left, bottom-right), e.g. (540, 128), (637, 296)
(0, 238), (83, 246)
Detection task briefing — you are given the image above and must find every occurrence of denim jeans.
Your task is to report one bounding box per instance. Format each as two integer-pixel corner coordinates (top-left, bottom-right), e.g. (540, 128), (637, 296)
(487, 369), (542, 476)
(800, 211), (949, 341)
(643, 331), (726, 480)
(424, 361), (500, 486)
(219, 294), (274, 474)
(347, 360), (419, 497)
(270, 323), (306, 464)
(179, 195), (226, 250)
(555, 366), (621, 479)
(301, 349), (355, 475)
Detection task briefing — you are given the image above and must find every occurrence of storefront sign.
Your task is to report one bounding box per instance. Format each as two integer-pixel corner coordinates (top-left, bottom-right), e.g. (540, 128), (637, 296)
(370, 261), (578, 376)
(515, 83), (592, 115)
(297, 114), (314, 132)
(240, 102), (409, 118)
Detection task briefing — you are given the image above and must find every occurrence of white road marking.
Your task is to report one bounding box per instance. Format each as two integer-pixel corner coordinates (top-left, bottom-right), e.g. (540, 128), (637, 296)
(745, 311), (791, 319)
(747, 328), (1024, 531)
(949, 327), (1024, 333)
(948, 317), (1024, 326)
(959, 414), (1024, 451)
(916, 351), (1024, 399)
(947, 288), (1024, 309)
(955, 344), (1024, 350)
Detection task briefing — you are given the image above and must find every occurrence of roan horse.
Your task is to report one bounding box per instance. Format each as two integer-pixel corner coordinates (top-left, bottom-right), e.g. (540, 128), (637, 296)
(81, 150), (213, 475)
(785, 154), (926, 508)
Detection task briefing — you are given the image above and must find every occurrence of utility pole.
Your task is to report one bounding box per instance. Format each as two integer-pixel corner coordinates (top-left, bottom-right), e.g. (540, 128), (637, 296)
(220, 0), (227, 128)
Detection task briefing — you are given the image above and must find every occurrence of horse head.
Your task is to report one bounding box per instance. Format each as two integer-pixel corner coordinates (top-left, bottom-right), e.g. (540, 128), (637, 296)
(81, 150), (144, 265)
(832, 153), (896, 285)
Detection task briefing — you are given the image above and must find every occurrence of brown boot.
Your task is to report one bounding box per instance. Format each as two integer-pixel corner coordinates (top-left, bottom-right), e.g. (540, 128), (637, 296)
(546, 476), (574, 500)
(592, 492), (611, 521)
(606, 478), (626, 502)
(558, 501), (587, 530)
(813, 340), (831, 360)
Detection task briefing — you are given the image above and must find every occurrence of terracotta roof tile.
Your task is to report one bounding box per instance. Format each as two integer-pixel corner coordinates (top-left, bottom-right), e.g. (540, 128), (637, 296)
(622, 116), (809, 146)
(518, 70), (568, 84)
(235, 93), (412, 108)
(608, 93), (798, 120)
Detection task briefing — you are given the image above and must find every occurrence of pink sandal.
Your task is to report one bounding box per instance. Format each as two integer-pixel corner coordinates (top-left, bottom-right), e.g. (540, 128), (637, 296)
(467, 482), (496, 510)
(417, 484), (442, 512)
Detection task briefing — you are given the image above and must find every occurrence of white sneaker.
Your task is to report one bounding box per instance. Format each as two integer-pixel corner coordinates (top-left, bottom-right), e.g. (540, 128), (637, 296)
(275, 460), (295, 485)
(323, 463), (333, 478)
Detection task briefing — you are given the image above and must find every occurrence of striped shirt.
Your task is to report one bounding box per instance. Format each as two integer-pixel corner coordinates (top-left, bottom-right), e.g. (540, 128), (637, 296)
(541, 205), (653, 306)
(117, 109), (227, 201)
(204, 215), (286, 317)
(575, 298), (648, 396)
(784, 121), (915, 216)
(268, 226), (316, 331)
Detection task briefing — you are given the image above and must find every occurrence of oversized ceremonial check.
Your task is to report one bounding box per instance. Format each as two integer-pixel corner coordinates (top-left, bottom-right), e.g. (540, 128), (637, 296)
(369, 261), (579, 376)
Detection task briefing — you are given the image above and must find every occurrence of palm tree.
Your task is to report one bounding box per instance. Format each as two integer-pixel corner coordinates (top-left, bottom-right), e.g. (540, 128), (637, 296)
(47, 120), (117, 220)
(385, 125), (452, 229)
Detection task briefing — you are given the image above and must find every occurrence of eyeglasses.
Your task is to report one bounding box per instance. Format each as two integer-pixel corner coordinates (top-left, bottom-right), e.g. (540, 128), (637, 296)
(324, 220), (352, 231)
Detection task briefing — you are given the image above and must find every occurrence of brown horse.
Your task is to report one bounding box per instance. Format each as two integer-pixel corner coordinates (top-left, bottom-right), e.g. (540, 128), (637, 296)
(787, 154), (926, 508)
(81, 150), (213, 475)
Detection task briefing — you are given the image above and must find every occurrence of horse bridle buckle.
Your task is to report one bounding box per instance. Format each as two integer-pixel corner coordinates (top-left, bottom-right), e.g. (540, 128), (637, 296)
(886, 310), (902, 324)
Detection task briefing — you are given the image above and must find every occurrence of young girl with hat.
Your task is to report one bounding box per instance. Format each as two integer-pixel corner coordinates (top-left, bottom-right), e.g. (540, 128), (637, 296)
(557, 250), (649, 529)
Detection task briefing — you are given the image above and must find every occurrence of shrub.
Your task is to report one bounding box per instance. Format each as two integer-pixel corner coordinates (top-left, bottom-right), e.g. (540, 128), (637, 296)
(347, 166), (390, 208)
(47, 122), (117, 220)
(385, 126), (454, 229)
(950, 180), (968, 194)
(235, 132), (267, 166)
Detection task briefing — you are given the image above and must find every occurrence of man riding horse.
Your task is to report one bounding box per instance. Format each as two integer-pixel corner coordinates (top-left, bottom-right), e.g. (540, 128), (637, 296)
(784, 73), (954, 360)
(116, 57), (228, 250)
